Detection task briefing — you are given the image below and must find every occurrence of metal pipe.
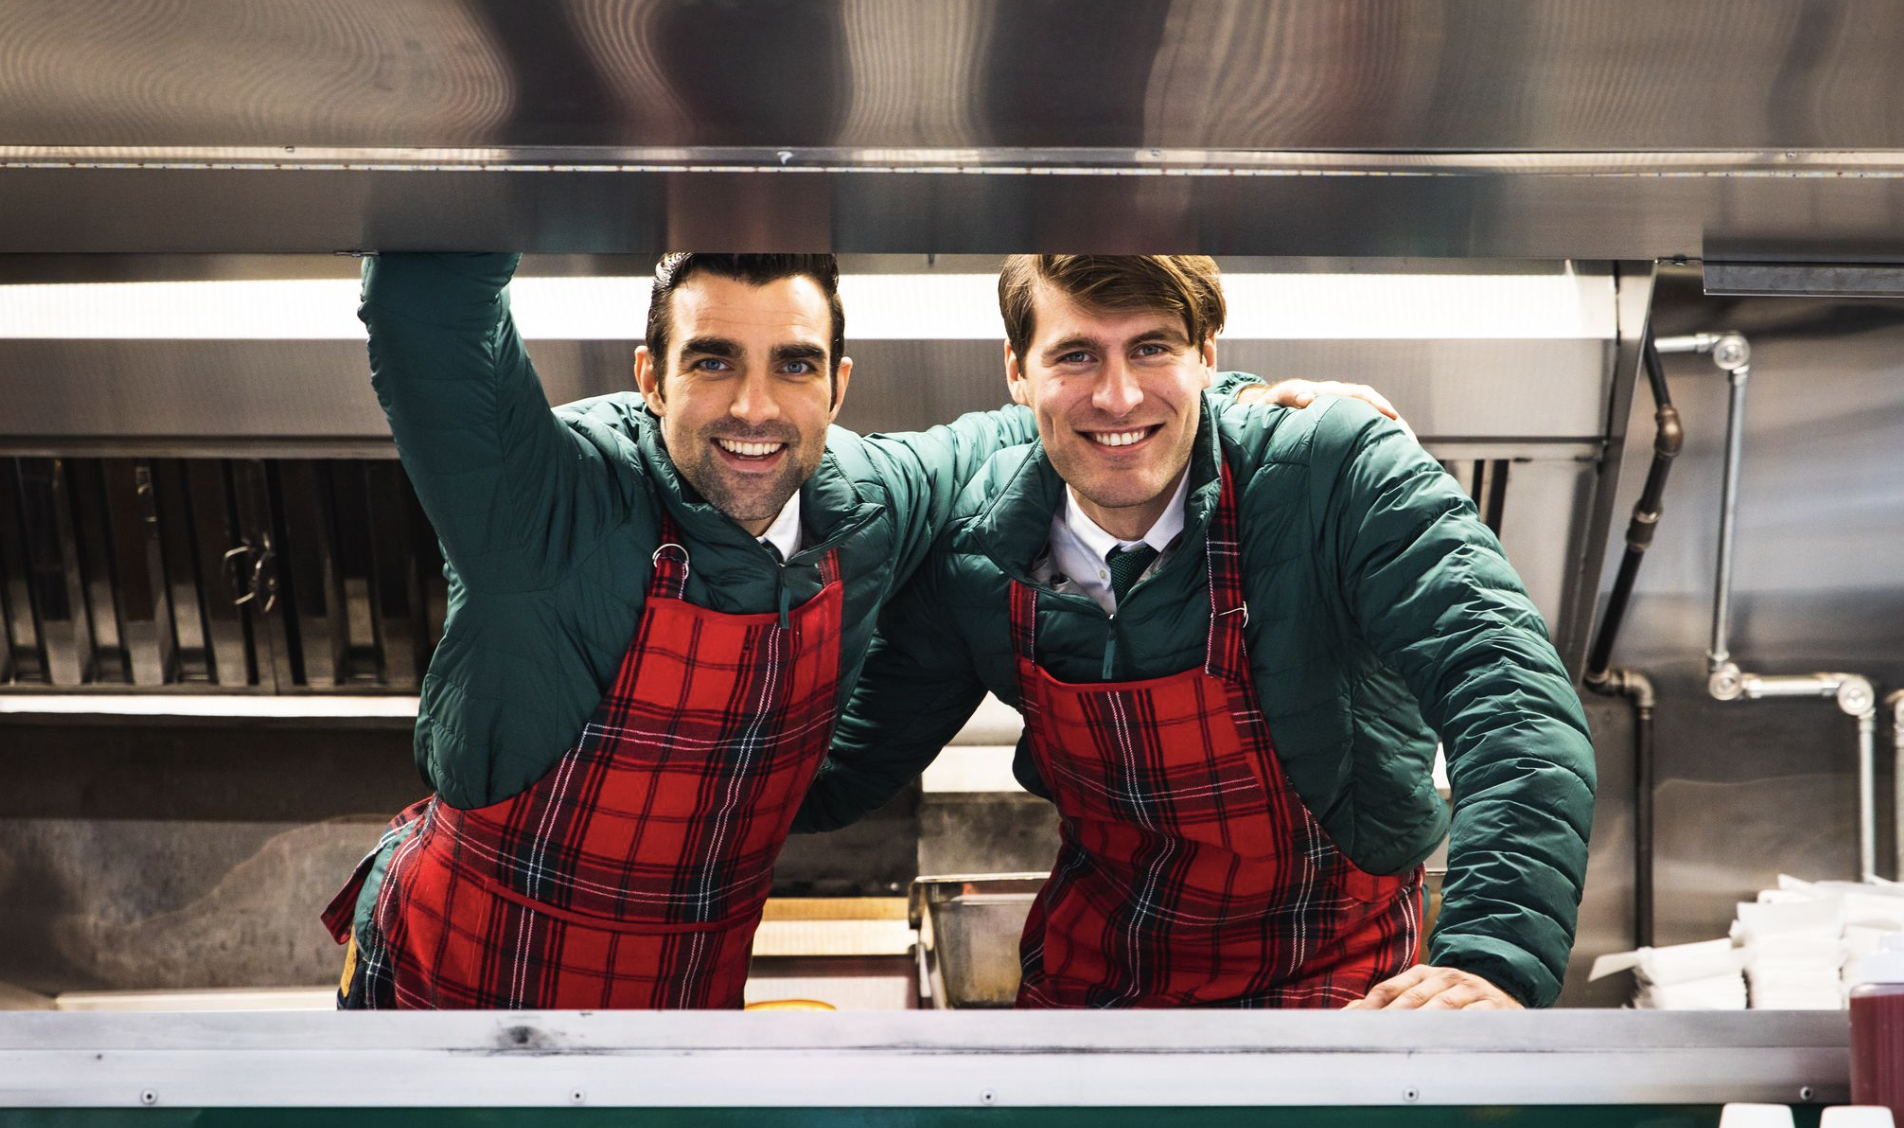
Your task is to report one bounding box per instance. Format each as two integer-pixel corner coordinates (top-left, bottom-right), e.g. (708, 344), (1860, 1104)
(1679, 328), (1884, 881)
(1864, 707), (1880, 885)
(1892, 690), (1904, 881)
(1595, 670), (1658, 948)
(1709, 364), (1749, 678)
(1579, 332), (1672, 949)
(1735, 672), (1878, 880)
(1584, 337), (1681, 690)
(1653, 332), (1728, 355)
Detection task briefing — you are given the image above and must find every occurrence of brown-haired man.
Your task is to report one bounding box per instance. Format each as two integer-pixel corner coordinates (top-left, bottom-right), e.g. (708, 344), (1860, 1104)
(322, 252), (1377, 1009)
(798, 254), (1596, 1010)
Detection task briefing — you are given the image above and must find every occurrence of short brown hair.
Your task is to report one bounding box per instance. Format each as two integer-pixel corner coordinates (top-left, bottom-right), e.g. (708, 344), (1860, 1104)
(646, 253), (846, 398)
(997, 255), (1226, 362)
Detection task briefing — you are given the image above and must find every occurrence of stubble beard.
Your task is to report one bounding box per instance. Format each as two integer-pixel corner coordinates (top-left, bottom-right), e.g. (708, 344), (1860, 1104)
(676, 424), (815, 527)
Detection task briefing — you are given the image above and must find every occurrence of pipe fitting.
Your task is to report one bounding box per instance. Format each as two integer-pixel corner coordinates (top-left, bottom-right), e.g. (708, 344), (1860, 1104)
(1620, 669), (1657, 710)
(1584, 666), (1656, 709)
(1836, 675), (1878, 717)
(1708, 661), (1744, 701)
(1711, 333), (1751, 372)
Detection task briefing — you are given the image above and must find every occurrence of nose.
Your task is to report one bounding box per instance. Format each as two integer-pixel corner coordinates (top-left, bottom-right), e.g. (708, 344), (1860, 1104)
(1092, 357), (1143, 417)
(728, 367), (781, 426)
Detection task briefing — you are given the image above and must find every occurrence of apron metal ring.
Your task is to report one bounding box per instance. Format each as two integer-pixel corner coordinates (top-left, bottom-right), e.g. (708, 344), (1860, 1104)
(1222, 602), (1249, 627)
(652, 542), (691, 579)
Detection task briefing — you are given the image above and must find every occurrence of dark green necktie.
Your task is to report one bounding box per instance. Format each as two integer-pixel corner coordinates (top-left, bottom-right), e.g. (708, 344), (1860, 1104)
(1106, 544), (1158, 604)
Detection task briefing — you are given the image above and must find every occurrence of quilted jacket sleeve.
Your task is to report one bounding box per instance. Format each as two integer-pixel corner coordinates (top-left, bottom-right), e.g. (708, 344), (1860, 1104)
(1310, 398), (1596, 1008)
(792, 560), (991, 833)
(359, 253), (633, 592)
(860, 409), (1040, 582)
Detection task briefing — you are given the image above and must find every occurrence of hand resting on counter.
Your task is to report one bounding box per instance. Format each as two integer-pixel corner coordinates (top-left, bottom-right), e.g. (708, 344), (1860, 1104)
(1342, 964), (1523, 1010)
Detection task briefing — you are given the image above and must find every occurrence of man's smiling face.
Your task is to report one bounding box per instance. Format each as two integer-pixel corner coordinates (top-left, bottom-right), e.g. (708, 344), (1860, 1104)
(634, 272), (849, 536)
(1007, 282), (1214, 539)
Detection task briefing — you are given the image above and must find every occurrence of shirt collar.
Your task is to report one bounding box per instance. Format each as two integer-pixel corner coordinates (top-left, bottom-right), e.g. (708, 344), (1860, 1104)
(1060, 468), (1190, 561)
(757, 492), (804, 560)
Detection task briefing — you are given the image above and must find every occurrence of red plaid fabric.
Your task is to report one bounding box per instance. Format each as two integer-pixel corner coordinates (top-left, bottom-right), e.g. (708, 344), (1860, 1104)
(1014, 461), (1421, 1008)
(333, 518), (844, 1009)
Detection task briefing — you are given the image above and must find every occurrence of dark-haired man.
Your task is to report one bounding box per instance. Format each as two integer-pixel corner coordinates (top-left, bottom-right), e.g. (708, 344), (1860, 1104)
(320, 253), (1376, 1010)
(798, 255), (1595, 1010)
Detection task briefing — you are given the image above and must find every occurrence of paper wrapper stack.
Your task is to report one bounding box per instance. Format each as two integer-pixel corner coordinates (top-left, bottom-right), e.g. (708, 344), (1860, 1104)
(1590, 937), (1747, 1009)
(1590, 875), (1904, 1009)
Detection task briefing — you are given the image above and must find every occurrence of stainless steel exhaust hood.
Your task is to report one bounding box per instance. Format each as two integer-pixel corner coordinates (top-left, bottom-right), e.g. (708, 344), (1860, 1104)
(5, 0), (1904, 259)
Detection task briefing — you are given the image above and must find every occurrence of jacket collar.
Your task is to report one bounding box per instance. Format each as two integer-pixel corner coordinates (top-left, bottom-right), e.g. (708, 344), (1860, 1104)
(965, 394), (1226, 581)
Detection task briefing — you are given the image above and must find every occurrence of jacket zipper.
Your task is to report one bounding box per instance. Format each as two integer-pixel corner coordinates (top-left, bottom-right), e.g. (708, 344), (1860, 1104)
(773, 505), (883, 633)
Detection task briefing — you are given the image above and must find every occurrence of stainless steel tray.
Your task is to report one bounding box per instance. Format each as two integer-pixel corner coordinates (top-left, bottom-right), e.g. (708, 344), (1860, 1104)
(909, 873), (1047, 1009)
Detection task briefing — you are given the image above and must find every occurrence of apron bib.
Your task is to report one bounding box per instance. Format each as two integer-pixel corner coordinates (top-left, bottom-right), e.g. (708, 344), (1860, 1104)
(1013, 462), (1421, 1008)
(325, 517), (842, 1009)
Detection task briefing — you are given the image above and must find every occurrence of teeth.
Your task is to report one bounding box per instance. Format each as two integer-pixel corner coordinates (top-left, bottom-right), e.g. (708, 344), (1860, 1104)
(717, 438), (784, 457)
(1088, 429), (1151, 448)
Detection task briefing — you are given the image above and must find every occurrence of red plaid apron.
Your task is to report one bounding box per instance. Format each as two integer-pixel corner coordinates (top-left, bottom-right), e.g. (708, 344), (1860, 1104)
(1013, 462), (1421, 1008)
(324, 517), (842, 1009)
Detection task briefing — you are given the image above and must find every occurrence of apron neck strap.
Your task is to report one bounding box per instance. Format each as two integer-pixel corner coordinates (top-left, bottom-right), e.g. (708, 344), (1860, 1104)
(1201, 459), (1251, 685)
(1009, 575), (1040, 663)
(650, 510), (691, 599)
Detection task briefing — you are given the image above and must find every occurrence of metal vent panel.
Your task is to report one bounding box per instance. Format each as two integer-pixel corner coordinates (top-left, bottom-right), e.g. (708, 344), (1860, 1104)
(0, 456), (442, 693)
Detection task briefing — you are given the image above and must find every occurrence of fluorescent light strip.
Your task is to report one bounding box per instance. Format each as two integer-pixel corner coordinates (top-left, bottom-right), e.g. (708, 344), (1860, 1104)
(0, 694), (419, 718)
(0, 272), (1615, 341)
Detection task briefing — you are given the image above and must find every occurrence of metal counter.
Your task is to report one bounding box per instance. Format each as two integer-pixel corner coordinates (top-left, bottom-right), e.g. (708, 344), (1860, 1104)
(0, 1010), (1849, 1123)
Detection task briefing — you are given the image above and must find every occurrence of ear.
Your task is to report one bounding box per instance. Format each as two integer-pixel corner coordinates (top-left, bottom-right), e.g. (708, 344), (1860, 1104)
(634, 345), (666, 415)
(1005, 340), (1029, 406)
(1197, 338), (1217, 387)
(828, 355), (854, 421)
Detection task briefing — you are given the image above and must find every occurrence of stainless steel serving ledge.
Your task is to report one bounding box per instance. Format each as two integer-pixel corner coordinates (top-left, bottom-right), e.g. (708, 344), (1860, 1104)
(0, 1010), (1850, 1109)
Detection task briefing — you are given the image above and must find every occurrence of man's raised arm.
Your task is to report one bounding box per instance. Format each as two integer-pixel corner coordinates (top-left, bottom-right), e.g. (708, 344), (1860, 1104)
(361, 253), (634, 592)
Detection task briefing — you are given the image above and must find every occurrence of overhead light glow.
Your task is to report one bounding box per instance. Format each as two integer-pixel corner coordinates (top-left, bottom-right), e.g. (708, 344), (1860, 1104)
(0, 271), (1615, 341)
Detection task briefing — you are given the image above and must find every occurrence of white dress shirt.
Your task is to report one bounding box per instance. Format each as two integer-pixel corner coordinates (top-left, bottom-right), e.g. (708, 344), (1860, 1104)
(757, 492), (804, 560)
(1035, 470), (1190, 614)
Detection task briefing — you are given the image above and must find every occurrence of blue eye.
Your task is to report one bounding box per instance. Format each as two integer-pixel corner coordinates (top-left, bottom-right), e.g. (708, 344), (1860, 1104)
(1058, 351), (1091, 365)
(691, 357), (731, 372)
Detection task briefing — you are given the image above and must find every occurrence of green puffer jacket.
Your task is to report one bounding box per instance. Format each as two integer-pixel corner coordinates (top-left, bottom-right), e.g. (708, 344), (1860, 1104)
(797, 395), (1596, 1007)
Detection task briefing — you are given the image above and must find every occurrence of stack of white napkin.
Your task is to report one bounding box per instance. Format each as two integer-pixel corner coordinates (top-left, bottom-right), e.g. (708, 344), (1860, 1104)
(1590, 875), (1904, 1009)
(1588, 937), (1746, 1009)
(1735, 894), (1846, 1009)
(1746, 877), (1904, 1007)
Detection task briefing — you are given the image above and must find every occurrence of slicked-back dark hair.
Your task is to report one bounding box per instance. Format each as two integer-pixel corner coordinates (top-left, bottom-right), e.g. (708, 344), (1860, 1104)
(645, 253), (846, 399)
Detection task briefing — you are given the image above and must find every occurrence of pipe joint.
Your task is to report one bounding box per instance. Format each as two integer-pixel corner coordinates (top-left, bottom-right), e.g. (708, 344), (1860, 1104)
(1708, 661), (1744, 701)
(1654, 404), (1684, 457)
(1583, 667), (1655, 709)
(1835, 675), (1878, 718)
(1711, 333), (1751, 372)
(1625, 510), (1660, 552)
